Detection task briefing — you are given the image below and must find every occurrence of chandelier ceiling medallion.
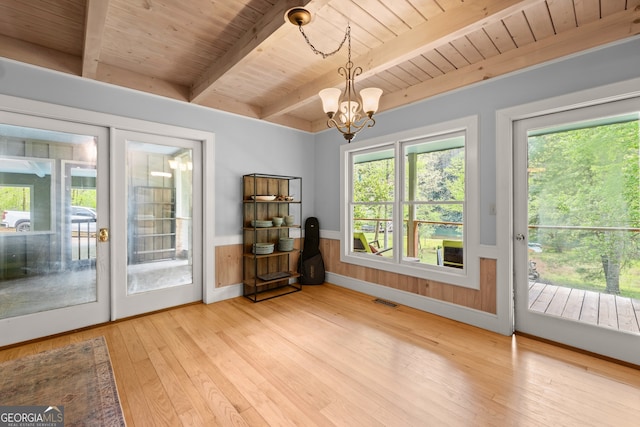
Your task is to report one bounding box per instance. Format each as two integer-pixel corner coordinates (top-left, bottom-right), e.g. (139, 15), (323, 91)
(286, 8), (383, 143)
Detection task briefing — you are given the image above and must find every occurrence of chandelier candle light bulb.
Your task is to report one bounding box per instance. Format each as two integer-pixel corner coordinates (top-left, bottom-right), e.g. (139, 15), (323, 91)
(360, 88), (383, 116)
(319, 88), (341, 117)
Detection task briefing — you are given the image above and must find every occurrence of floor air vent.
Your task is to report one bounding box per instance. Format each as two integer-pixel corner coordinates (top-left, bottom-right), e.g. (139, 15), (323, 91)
(373, 298), (397, 308)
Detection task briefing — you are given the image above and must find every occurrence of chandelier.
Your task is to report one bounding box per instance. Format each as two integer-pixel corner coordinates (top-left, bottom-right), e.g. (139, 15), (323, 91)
(287, 8), (383, 143)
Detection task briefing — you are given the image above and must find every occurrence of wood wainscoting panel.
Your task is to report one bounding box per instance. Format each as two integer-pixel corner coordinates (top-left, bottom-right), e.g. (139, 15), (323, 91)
(480, 257), (497, 313)
(215, 242), (301, 289)
(217, 239), (497, 314)
(215, 244), (243, 287)
(320, 238), (497, 314)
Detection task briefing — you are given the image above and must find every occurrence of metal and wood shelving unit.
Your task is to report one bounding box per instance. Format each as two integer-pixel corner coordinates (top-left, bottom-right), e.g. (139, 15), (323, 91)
(242, 173), (302, 302)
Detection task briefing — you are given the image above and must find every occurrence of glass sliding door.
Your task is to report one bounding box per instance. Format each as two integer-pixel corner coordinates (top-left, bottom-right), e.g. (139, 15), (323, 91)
(0, 113), (109, 346)
(112, 130), (201, 319)
(514, 97), (640, 365)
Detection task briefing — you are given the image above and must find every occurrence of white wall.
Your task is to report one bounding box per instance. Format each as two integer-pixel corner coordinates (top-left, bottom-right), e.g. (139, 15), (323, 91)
(313, 36), (640, 246)
(0, 58), (316, 243)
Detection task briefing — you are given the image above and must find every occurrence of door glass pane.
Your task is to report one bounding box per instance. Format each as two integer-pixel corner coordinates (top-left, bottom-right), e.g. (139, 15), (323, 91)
(126, 141), (192, 294)
(0, 124), (97, 319)
(527, 114), (640, 333)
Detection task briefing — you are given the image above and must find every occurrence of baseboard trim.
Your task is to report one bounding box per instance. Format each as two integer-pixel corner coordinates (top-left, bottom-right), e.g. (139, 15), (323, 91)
(205, 283), (243, 303)
(325, 272), (507, 335)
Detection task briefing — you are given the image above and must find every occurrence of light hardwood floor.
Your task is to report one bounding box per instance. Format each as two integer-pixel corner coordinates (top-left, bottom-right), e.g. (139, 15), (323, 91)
(2, 284), (639, 426)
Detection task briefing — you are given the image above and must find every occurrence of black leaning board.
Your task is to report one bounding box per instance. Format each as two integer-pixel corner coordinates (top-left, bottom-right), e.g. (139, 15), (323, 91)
(298, 217), (325, 285)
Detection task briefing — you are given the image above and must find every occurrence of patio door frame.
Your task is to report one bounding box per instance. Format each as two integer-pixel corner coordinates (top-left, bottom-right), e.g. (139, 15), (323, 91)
(0, 94), (216, 345)
(111, 129), (204, 319)
(0, 110), (110, 345)
(496, 77), (640, 366)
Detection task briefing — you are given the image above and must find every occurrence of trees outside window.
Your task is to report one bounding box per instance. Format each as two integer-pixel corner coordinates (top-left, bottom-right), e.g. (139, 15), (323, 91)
(402, 134), (465, 266)
(352, 149), (394, 250)
(528, 117), (640, 296)
(341, 116), (479, 288)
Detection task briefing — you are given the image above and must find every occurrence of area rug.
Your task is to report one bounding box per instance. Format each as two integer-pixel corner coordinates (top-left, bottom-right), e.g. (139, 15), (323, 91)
(0, 336), (126, 426)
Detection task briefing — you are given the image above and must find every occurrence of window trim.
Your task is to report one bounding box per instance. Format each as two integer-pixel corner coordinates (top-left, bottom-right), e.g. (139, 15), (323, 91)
(340, 115), (480, 289)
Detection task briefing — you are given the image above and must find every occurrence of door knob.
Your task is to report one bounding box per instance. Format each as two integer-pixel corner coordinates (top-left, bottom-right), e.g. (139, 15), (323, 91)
(515, 233), (525, 241)
(98, 228), (109, 242)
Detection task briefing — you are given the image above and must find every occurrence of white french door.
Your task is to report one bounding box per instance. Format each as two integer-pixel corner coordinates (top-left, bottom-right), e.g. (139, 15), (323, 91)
(513, 97), (640, 365)
(1, 118), (205, 346)
(111, 130), (202, 319)
(0, 112), (110, 346)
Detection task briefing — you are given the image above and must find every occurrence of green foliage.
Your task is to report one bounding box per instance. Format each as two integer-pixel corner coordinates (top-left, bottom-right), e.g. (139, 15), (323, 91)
(1, 186), (96, 212)
(0, 186), (31, 211)
(353, 157), (394, 225)
(71, 189), (97, 208)
(528, 120), (640, 294)
(412, 148), (464, 240)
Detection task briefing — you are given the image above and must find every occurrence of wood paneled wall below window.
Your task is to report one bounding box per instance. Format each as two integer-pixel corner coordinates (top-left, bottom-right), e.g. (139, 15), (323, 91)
(319, 238), (496, 314)
(215, 238), (496, 314)
(215, 244), (243, 287)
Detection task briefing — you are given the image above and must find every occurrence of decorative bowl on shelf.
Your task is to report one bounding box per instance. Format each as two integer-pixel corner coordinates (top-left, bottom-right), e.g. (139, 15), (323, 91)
(284, 215), (295, 226)
(252, 243), (275, 254)
(251, 220), (273, 228)
(278, 238), (294, 252)
(272, 217), (283, 226)
(251, 195), (276, 201)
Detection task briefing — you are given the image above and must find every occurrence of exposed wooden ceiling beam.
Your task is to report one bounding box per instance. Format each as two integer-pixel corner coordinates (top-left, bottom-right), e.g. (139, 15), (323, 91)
(261, 0), (544, 120)
(195, 92), (312, 131)
(96, 63), (190, 102)
(310, 6), (640, 132)
(82, 0), (110, 78)
(190, 0), (315, 104)
(195, 92), (262, 119)
(0, 34), (80, 75)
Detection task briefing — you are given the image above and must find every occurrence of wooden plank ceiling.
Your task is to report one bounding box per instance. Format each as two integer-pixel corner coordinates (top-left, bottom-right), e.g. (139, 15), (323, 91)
(0, 0), (639, 133)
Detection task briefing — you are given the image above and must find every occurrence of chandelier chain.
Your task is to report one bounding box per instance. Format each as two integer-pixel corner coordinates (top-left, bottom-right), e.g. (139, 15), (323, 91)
(287, 9), (380, 142)
(346, 25), (352, 64)
(298, 25), (350, 59)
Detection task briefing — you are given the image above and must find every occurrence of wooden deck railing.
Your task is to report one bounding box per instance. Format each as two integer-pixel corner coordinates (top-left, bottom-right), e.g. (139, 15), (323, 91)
(354, 218), (463, 257)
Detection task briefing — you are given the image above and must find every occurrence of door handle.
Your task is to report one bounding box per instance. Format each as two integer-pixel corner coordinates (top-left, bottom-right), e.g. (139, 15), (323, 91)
(515, 233), (525, 241)
(98, 228), (109, 242)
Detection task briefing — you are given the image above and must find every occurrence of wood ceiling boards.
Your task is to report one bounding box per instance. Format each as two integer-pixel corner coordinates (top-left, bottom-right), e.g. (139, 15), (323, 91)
(0, 0), (638, 132)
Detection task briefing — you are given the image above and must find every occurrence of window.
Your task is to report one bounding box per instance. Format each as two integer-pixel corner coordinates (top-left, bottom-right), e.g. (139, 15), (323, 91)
(0, 155), (55, 233)
(341, 116), (479, 288)
(0, 185), (32, 231)
(351, 147), (395, 256)
(403, 133), (465, 267)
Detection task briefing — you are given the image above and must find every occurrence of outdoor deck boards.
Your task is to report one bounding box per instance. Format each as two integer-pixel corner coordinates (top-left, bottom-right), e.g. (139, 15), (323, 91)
(528, 282), (640, 333)
(531, 284), (555, 312)
(528, 282), (545, 307)
(599, 293), (618, 329)
(562, 289), (584, 320)
(580, 290), (600, 325)
(617, 298), (640, 333)
(546, 285), (570, 317)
